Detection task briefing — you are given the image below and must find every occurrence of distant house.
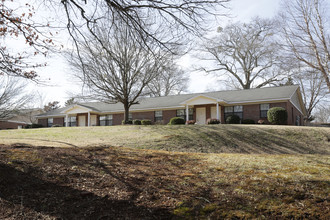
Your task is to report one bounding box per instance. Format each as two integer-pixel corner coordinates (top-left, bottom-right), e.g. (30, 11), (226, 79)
(0, 109), (44, 129)
(36, 85), (306, 127)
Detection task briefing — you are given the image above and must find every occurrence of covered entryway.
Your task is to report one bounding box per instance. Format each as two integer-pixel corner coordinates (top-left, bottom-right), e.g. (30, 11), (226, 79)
(78, 116), (86, 127)
(180, 95), (224, 124)
(61, 105), (100, 127)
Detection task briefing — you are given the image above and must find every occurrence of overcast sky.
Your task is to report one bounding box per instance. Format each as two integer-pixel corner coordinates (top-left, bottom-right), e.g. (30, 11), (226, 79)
(28, 0), (282, 106)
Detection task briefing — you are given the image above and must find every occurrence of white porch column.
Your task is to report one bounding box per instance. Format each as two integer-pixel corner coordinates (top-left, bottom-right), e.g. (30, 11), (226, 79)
(65, 115), (68, 127)
(216, 102), (219, 120)
(87, 112), (91, 127)
(186, 105), (189, 123)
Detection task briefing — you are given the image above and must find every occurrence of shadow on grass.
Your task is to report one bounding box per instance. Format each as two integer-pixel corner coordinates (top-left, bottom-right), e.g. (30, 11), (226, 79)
(145, 125), (330, 154)
(0, 151), (173, 219)
(5, 138), (78, 148)
(0, 145), (329, 219)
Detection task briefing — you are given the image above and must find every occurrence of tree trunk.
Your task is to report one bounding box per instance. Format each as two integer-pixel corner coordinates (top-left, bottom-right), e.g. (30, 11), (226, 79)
(123, 101), (130, 124)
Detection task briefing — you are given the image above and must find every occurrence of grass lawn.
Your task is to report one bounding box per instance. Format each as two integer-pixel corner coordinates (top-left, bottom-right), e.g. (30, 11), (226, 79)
(0, 124), (329, 154)
(0, 125), (329, 219)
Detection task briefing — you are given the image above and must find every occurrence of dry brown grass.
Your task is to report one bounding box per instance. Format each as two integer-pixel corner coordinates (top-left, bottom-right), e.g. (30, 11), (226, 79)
(0, 124), (329, 154)
(0, 145), (329, 219)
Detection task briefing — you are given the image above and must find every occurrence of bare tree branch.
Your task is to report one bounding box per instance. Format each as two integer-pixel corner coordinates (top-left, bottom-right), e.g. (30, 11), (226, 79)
(199, 17), (284, 89)
(0, 76), (33, 118)
(66, 21), (167, 122)
(279, 0), (330, 92)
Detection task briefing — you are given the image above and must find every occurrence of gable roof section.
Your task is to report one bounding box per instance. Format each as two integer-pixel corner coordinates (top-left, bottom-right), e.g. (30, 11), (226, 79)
(61, 104), (100, 114)
(289, 87), (307, 115)
(180, 95), (225, 105)
(37, 85), (301, 117)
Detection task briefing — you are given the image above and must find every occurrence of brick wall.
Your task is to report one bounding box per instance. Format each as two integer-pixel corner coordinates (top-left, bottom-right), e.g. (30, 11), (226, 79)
(132, 111), (155, 121)
(221, 101), (303, 125)
(286, 101), (304, 126)
(53, 118), (64, 126)
(163, 110), (177, 124)
(221, 106), (225, 124)
(38, 118), (47, 127)
(242, 104), (260, 122)
(0, 121), (27, 129)
(113, 113), (124, 125)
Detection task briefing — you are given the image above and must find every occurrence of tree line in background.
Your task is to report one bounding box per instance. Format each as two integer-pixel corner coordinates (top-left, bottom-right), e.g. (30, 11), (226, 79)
(0, 0), (329, 123)
(199, 0), (329, 122)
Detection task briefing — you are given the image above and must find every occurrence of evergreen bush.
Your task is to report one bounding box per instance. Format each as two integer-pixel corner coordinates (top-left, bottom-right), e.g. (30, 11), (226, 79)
(267, 107), (288, 125)
(168, 117), (185, 125)
(141, 119), (152, 125)
(207, 118), (221, 124)
(133, 119), (141, 125)
(225, 115), (240, 124)
(242, 119), (255, 124)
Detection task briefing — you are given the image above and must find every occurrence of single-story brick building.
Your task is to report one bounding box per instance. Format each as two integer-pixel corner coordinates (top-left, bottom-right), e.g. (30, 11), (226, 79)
(36, 85), (306, 127)
(0, 109), (44, 130)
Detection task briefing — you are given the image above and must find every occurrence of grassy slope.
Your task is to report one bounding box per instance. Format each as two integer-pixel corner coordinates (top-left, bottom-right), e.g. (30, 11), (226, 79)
(0, 124), (329, 154)
(0, 125), (329, 218)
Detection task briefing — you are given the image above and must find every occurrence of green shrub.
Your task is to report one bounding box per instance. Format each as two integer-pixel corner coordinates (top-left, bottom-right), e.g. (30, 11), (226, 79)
(267, 107), (288, 125)
(52, 124), (62, 127)
(226, 115), (240, 124)
(24, 124), (32, 129)
(122, 120), (133, 125)
(168, 117), (185, 125)
(133, 119), (141, 125)
(24, 123), (43, 129)
(141, 119), (152, 125)
(32, 123), (43, 128)
(242, 119), (255, 124)
(207, 118), (220, 124)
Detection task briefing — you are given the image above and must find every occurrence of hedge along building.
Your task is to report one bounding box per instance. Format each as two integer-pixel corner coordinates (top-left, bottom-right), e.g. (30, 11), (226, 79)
(36, 85), (306, 127)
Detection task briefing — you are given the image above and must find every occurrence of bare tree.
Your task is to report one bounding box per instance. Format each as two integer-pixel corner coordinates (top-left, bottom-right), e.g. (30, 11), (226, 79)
(200, 17), (285, 89)
(279, 0), (330, 92)
(314, 103), (330, 123)
(296, 67), (327, 121)
(0, 0), (56, 80)
(43, 101), (60, 112)
(60, 0), (230, 54)
(147, 58), (189, 97)
(67, 23), (165, 123)
(0, 76), (32, 118)
(64, 97), (78, 106)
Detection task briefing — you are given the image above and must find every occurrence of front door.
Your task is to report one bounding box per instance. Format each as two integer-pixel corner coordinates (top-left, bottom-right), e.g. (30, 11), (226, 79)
(196, 107), (206, 124)
(78, 115), (86, 127)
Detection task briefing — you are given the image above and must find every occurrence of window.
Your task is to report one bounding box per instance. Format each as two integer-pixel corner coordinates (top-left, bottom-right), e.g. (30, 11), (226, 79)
(64, 116), (76, 127)
(260, 104), (270, 118)
(295, 115), (301, 126)
(47, 118), (53, 127)
(128, 113), (132, 121)
(155, 111), (163, 122)
(224, 105), (243, 122)
(176, 108), (193, 120)
(100, 114), (113, 126)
